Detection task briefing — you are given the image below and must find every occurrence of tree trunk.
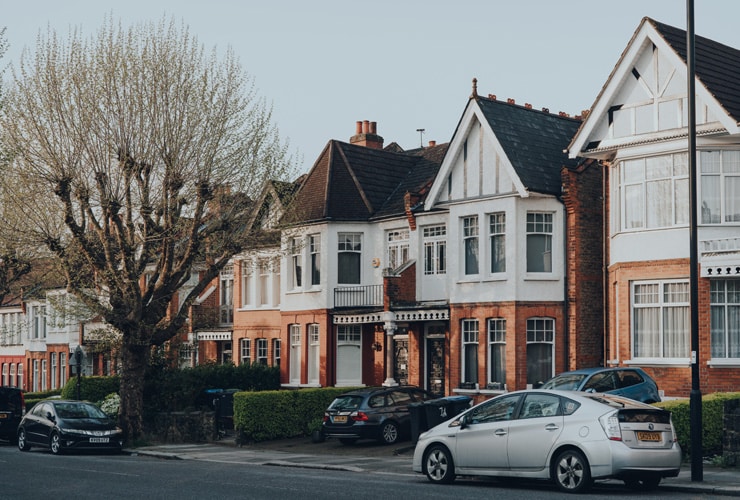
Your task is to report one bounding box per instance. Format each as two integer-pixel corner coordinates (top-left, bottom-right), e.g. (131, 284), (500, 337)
(119, 340), (149, 444)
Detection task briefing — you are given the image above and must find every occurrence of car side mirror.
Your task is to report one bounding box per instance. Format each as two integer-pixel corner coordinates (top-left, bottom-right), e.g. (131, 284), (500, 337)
(46, 412), (55, 422)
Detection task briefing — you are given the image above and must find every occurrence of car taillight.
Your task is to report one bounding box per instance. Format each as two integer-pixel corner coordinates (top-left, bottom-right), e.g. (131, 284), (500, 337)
(351, 411), (368, 422)
(323, 414), (329, 422)
(598, 412), (622, 441)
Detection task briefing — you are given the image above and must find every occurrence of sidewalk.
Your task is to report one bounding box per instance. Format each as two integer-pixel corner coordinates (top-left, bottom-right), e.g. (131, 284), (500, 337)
(128, 436), (740, 496)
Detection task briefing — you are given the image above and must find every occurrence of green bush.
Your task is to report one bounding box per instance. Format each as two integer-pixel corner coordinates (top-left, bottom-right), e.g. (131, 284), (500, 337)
(143, 361), (280, 416)
(234, 387), (360, 442)
(60, 375), (120, 403)
(655, 392), (740, 458)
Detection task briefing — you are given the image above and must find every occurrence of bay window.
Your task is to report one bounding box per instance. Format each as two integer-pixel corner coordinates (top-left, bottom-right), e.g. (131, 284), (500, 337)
(632, 280), (689, 359)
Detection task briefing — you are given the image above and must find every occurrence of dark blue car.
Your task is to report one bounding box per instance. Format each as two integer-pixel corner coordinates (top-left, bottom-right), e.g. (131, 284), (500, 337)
(540, 367), (661, 403)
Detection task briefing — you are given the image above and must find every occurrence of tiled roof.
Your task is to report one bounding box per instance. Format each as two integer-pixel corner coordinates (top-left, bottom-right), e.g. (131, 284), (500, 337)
(288, 140), (448, 223)
(475, 96), (582, 195)
(648, 18), (740, 124)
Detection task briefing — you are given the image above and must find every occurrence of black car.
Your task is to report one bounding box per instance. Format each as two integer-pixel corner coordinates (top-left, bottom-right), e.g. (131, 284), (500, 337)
(322, 386), (435, 445)
(17, 400), (123, 454)
(0, 386), (25, 443)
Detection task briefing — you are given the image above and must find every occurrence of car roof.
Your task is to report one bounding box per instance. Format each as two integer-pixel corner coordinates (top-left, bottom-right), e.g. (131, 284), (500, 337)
(505, 389), (657, 409)
(555, 367), (640, 376)
(338, 385), (423, 396)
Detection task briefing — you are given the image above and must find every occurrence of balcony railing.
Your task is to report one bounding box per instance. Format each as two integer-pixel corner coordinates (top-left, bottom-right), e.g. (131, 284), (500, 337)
(192, 304), (233, 329)
(334, 285), (383, 309)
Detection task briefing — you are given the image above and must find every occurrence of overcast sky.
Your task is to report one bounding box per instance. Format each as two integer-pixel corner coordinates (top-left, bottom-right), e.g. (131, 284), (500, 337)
(2, 1), (738, 175)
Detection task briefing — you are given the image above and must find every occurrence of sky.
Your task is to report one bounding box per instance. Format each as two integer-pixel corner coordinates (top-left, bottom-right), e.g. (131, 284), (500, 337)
(2, 0), (739, 176)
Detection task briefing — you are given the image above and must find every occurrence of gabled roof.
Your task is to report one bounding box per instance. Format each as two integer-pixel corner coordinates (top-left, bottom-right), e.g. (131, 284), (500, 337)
(569, 17), (740, 157)
(425, 89), (582, 207)
(286, 140), (448, 224)
(476, 96), (582, 195)
(650, 18), (740, 123)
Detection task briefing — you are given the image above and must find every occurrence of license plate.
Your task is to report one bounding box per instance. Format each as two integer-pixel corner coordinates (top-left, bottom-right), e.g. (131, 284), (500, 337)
(333, 415), (348, 423)
(89, 437), (110, 443)
(636, 431), (661, 442)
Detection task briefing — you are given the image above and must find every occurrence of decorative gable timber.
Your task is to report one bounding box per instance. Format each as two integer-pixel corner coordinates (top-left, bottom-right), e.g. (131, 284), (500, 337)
(425, 82), (582, 210)
(568, 17), (740, 160)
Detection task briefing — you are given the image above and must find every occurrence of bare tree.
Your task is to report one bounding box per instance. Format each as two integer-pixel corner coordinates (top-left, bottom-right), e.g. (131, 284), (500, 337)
(0, 16), (294, 441)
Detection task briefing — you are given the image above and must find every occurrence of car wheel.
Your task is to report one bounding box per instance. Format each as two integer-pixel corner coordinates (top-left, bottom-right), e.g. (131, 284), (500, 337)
(17, 429), (31, 452)
(338, 438), (357, 445)
(49, 432), (64, 455)
(552, 449), (592, 493)
(379, 421), (399, 444)
(423, 444), (456, 484)
(624, 476), (661, 491)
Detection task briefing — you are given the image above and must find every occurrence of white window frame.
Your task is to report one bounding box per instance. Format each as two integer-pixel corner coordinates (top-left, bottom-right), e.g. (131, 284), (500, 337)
(423, 225), (446, 275)
(489, 212), (506, 274)
(219, 265), (234, 325)
(240, 338), (251, 365)
(290, 237), (303, 290)
(710, 279), (740, 360)
(618, 152), (689, 231)
(257, 338), (268, 365)
(241, 259), (254, 307)
(487, 318), (506, 387)
(308, 324), (320, 384)
(526, 212), (553, 273)
(59, 353), (66, 387)
(386, 228), (409, 270)
(462, 216), (479, 276)
(289, 324), (301, 384)
(700, 150), (740, 225)
(10, 364), (16, 388)
(338, 233), (362, 285)
(41, 359), (48, 391)
(259, 259), (270, 306)
(50, 353), (57, 390)
(273, 339), (281, 368)
(631, 279), (690, 362)
(309, 234), (321, 286)
(526, 317), (555, 386)
(461, 319), (479, 384)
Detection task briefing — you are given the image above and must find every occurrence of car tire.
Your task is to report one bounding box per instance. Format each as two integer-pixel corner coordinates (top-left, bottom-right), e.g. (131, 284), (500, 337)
(552, 448), (592, 493)
(49, 432), (64, 455)
(423, 444), (456, 484)
(379, 421), (399, 445)
(624, 476), (661, 491)
(17, 429), (31, 452)
(338, 438), (357, 445)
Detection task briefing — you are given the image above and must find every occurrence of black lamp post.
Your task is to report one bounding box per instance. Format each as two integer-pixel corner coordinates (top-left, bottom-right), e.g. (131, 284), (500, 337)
(74, 346), (83, 401)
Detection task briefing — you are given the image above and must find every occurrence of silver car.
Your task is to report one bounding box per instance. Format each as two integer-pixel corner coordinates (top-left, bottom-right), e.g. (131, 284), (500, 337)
(412, 390), (681, 493)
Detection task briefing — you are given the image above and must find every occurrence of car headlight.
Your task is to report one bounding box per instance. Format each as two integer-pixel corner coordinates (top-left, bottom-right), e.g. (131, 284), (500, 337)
(59, 428), (122, 436)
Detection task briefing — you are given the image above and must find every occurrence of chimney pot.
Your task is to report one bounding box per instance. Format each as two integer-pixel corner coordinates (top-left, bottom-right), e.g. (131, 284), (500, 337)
(355, 121), (363, 134)
(525, 103), (532, 109)
(370, 121), (377, 134)
(363, 120), (370, 134)
(428, 140), (436, 147)
(507, 98), (515, 104)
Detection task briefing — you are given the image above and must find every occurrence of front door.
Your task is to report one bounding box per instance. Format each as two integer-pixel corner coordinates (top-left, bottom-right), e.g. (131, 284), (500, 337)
(425, 324), (446, 396)
(394, 339), (409, 385)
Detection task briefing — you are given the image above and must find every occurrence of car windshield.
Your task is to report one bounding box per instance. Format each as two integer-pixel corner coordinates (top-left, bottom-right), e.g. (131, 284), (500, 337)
(54, 403), (108, 419)
(328, 395), (364, 411)
(541, 374), (587, 390)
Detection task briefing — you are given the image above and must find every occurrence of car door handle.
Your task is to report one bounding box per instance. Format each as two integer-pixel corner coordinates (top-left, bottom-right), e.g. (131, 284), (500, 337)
(545, 424), (560, 431)
(494, 429), (507, 436)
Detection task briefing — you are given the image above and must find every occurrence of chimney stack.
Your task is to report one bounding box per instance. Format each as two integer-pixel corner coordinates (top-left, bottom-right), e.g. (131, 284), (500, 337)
(350, 120), (384, 149)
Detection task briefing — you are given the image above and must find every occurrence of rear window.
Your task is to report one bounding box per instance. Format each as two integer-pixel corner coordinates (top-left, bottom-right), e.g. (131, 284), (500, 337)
(328, 395), (364, 411)
(541, 374), (586, 390)
(618, 409), (671, 424)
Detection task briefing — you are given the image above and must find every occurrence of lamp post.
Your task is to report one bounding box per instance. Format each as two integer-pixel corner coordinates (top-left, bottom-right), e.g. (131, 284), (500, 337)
(74, 346), (83, 401)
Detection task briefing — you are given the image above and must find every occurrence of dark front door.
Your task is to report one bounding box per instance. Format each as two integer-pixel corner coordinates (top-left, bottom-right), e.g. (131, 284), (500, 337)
(394, 339), (409, 385)
(426, 337), (445, 397)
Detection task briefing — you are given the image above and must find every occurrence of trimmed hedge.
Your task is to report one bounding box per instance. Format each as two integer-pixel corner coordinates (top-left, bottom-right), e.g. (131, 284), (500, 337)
(655, 392), (740, 457)
(234, 387), (360, 442)
(60, 376), (120, 403)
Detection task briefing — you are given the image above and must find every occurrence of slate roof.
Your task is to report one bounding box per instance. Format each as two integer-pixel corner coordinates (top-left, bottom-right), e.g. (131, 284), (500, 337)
(287, 140), (448, 224)
(648, 17), (740, 124)
(475, 95), (582, 196)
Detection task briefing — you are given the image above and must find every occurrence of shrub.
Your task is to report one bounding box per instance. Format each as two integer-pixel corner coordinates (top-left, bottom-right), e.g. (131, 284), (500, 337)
(60, 375), (120, 403)
(234, 387), (360, 442)
(655, 392), (740, 458)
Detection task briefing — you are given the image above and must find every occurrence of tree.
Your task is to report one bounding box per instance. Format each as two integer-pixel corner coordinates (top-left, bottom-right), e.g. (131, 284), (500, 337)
(0, 17), (294, 441)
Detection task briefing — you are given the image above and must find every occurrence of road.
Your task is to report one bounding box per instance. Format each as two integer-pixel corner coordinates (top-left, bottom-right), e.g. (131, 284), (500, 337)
(0, 442), (707, 500)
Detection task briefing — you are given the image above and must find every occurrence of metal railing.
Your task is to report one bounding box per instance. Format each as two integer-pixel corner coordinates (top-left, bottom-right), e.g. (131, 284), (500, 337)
(334, 284), (383, 308)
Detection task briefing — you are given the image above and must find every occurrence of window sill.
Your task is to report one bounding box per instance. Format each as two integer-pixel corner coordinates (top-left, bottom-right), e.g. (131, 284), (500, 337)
(523, 274), (559, 281)
(707, 358), (740, 368)
(624, 358), (690, 367)
(453, 388), (507, 397)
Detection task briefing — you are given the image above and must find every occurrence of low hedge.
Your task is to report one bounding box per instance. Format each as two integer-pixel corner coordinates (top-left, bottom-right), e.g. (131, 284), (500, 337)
(655, 391), (740, 458)
(60, 375), (120, 403)
(234, 387), (360, 442)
